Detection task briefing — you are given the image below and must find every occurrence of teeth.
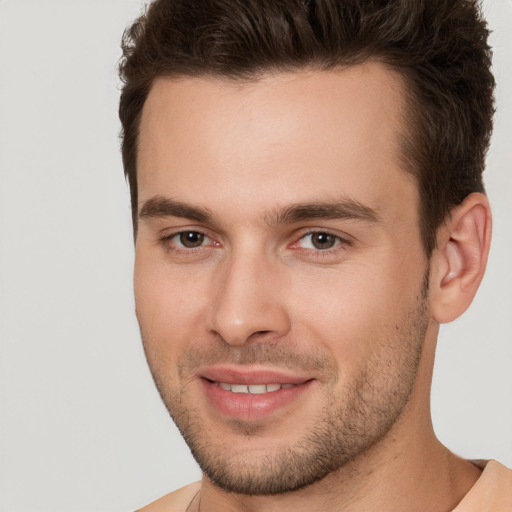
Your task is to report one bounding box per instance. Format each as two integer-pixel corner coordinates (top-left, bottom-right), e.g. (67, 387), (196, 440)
(248, 384), (267, 394)
(231, 384), (249, 393)
(217, 382), (296, 394)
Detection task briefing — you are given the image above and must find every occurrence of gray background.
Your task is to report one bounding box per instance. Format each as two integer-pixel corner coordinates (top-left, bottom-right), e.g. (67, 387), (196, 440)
(0, 1), (510, 510)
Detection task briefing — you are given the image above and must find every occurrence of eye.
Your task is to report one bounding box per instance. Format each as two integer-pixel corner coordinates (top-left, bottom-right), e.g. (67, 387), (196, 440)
(178, 231), (207, 248)
(160, 230), (215, 251)
(297, 232), (342, 250)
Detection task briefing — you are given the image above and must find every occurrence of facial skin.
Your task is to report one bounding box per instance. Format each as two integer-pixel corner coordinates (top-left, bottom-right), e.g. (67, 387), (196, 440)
(134, 63), (485, 511)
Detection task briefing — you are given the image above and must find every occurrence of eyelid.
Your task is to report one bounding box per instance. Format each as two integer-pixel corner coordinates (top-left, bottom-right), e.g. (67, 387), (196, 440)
(158, 227), (220, 252)
(294, 228), (353, 246)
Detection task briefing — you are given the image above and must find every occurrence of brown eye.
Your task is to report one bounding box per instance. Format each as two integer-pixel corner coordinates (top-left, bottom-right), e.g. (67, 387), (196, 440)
(179, 231), (205, 248)
(296, 231), (345, 251)
(309, 232), (338, 250)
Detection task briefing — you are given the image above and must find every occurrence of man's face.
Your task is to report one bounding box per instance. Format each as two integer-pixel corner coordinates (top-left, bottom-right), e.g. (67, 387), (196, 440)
(135, 63), (433, 494)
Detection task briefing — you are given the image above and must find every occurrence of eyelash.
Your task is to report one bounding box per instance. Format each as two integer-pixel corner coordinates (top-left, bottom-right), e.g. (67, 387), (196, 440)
(295, 229), (352, 255)
(158, 229), (352, 257)
(159, 230), (217, 254)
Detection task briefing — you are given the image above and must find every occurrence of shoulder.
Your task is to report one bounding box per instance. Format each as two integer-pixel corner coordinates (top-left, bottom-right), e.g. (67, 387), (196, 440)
(453, 460), (512, 512)
(475, 460), (512, 492)
(136, 482), (201, 512)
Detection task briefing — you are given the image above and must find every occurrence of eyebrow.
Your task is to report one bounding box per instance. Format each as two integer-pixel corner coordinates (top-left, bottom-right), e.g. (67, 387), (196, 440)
(265, 200), (381, 225)
(138, 195), (380, 225)
(139, 196), (212, 223)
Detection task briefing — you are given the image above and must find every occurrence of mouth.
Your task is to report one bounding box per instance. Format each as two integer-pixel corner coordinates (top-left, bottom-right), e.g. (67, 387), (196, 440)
(198, 367), (315, 422)
(212, 381), (298, 394)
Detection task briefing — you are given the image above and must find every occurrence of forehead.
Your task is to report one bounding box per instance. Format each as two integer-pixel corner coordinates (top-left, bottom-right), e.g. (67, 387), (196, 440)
(137, 62), (416, 224)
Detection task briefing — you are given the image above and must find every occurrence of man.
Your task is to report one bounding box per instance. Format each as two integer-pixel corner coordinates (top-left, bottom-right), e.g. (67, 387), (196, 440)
(118, 0), (512, 510)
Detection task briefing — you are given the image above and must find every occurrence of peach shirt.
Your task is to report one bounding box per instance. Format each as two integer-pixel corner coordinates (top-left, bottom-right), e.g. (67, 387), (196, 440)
(453, 460), (512, 512)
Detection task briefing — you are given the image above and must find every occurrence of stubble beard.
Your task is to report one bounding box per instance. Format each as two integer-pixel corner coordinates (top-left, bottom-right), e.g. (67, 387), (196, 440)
(142, 273), (430, 496)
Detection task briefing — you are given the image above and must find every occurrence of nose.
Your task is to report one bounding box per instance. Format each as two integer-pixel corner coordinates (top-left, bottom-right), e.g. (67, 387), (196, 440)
(207, 250), (291, 346)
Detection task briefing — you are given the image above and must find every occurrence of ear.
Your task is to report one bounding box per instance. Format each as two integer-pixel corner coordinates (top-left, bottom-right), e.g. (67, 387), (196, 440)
(430, 193), (492, 324)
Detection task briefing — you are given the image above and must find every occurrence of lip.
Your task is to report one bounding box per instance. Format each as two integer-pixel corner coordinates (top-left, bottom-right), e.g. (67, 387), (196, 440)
(199, 365), (315, 422)
(200, 365), (311, 385)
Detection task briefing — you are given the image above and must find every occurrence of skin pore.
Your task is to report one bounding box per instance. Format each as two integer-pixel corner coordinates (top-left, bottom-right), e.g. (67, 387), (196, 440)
(134, 63), (487, 512)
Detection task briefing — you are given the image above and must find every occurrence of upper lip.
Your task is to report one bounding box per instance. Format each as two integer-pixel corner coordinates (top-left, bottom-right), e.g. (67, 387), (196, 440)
(199, 365), (313, 385)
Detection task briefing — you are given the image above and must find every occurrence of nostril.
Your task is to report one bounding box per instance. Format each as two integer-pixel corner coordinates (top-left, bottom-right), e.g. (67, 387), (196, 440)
(246, 330), (277, 343)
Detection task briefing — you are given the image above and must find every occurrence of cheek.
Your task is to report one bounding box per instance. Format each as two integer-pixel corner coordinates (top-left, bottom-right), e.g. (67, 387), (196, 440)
(287, 259), (422, 361)
(134, 250), (210, 360)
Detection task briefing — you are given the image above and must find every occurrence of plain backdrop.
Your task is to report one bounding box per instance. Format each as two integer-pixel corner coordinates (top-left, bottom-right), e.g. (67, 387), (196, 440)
(0, 1), (511, 511)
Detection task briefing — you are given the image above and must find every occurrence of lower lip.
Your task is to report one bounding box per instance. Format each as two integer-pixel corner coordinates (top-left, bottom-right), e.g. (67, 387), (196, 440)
(201, 379), (314, 422)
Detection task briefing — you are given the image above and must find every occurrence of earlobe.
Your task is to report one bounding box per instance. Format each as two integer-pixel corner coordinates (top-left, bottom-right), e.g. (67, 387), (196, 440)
(430, 193), (492, 324)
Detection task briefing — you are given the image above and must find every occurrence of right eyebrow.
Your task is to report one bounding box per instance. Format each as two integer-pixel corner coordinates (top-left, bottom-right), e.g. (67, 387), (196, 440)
(138, 196), (212, 223)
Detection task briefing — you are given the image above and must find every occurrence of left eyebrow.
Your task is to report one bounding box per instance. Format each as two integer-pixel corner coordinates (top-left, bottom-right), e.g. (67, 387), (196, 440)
(265, 199), (381, 225)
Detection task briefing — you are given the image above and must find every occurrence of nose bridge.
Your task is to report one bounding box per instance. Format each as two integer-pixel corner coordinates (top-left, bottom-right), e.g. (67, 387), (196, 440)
(208, 245), (290, 345)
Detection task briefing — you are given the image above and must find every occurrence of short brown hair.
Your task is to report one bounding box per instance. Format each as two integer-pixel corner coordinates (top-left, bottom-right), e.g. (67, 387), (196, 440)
(119, 0), (495, 255)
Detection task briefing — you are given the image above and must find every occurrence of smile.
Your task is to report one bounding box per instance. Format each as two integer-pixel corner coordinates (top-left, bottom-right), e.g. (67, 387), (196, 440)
(200, 372), (315, 421)
(215, 382), (297, 394)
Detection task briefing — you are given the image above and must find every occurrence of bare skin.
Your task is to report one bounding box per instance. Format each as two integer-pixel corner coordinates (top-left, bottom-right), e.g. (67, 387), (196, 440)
(135, 63), (490, 512)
